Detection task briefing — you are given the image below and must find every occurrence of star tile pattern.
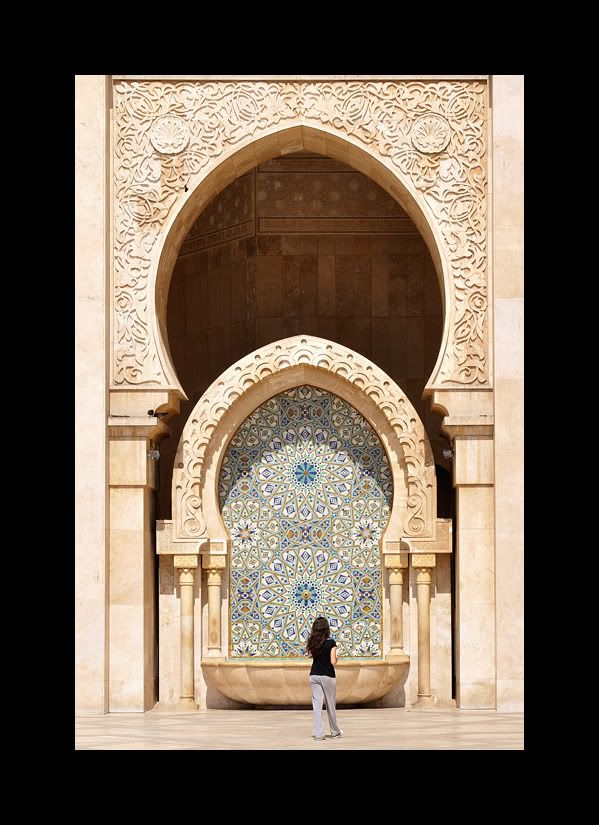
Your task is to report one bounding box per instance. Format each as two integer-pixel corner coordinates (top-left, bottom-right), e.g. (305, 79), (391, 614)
(219, 386), (392, 658)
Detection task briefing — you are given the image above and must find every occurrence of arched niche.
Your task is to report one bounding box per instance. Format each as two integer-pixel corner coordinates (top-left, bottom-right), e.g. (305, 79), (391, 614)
(171, 336), (436, 551)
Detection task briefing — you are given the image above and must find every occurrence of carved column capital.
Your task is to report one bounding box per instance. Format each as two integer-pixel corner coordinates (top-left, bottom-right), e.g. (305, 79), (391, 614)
(201, 554), (226, 570)
(411, 553), (436, 567)
(202, 554), (226, 585)
(174, 554), (199, 569)
(384, 554), (409, 568)
(174, 554), (199, 585)
(385, 553), (409, 584)
(412, 553), (436, 579)
(206, 569), (222, 586)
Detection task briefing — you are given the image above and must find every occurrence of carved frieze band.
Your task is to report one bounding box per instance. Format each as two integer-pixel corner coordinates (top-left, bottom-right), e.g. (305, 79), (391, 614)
(113, 80), (487, 387)
(173, 336), (435, 542)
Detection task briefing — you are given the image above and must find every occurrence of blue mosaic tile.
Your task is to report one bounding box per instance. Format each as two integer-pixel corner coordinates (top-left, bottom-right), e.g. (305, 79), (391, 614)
(219, 385), (392, 658)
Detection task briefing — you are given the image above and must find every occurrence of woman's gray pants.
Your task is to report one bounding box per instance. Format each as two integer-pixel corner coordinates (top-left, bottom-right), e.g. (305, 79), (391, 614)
(309, 675), (341, 738)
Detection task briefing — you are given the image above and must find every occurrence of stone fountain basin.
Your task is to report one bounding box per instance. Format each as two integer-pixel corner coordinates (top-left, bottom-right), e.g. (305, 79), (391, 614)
(202, 656), (409, 706)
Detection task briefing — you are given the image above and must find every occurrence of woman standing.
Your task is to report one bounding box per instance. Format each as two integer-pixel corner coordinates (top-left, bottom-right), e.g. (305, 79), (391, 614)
(305, 616), (344, 741)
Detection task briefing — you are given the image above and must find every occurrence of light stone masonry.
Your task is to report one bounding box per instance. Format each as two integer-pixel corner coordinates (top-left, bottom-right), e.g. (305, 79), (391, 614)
(74, 75), (523, 720)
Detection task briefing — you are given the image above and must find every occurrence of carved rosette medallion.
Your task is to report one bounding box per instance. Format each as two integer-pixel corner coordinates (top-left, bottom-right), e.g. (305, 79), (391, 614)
(411, 114), (451, 153)
(149, 116), (190, 154)
(113, 81), (487, 387)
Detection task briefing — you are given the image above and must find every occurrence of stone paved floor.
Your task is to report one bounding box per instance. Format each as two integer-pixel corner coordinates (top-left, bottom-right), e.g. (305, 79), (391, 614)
(75, 708), (524, 750)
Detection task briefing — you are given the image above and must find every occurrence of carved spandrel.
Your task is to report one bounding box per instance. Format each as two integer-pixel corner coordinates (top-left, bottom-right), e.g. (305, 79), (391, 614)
(113, 80), (487, 388)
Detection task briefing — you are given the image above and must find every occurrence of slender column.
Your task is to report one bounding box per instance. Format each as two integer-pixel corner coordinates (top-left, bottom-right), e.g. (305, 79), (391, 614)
(174, 555), (198, 707)
(202, 555), (226, 657)
(384, 554), (408, 654)
(412, 553), (436, 707)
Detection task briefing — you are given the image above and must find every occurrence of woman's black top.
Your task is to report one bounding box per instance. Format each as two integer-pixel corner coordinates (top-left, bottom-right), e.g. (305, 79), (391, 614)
(309, 638), (337, 678)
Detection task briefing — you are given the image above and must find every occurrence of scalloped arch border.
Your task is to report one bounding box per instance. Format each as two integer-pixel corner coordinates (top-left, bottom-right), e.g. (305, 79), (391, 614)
(172, 336), (436, 548)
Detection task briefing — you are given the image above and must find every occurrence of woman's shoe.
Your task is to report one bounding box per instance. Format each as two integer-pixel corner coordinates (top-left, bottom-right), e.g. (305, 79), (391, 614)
(329, 730), (344, 738)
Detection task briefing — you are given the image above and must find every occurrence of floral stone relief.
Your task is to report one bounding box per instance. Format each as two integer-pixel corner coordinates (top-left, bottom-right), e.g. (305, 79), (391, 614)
(113, 80), (487, 388)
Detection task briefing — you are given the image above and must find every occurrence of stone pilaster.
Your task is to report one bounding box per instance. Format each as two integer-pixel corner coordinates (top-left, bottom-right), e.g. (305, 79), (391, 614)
(107, 391), (180, 712)
(491, 75), (524, 712)
(107, 418), (166, 712)
(442, 415), (496, 709)
(75, 74), (110, 714)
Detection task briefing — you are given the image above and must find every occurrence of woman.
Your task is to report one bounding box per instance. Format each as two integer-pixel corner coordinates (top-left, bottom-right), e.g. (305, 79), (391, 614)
(305, 616), (344, 741)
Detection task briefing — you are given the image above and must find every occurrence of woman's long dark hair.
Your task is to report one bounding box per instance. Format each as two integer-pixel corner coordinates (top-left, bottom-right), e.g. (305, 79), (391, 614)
(306, 616), (330, 657)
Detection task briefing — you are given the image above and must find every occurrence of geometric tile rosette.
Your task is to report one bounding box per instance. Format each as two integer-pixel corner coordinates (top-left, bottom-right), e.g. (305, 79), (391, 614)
(219, 385), (392, 659)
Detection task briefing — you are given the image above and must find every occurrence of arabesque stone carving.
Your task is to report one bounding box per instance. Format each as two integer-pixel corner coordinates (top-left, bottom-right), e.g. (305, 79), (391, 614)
(411, 114), (451, 153)
(113, 80), (487, 388)
(172, 336), (435, 543)
(149, 115), (190, 154)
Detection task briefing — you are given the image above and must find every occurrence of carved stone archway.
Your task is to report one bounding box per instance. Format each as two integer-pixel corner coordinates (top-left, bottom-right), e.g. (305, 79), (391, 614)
(157, 335), (452, 707)
(112, 80), (488, 396)
(106, 78), (495, 713)
(169, 335), (437, 552)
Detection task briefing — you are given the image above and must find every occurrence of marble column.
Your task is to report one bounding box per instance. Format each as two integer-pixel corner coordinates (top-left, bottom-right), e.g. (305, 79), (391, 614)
(412, 553), (436, 707)
(202, 555), (226, 657)
(174, 555), (199, 708)
(384, 554), (408, 654)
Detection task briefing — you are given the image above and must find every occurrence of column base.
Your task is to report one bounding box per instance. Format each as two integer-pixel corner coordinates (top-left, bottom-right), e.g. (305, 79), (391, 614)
(176, 698), (199, 710)
(411, 695), (435, 708)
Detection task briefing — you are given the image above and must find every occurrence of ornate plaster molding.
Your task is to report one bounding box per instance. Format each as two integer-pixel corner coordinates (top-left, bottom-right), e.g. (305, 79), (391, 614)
(172, 335), (436, 544)
(113, 79), (487, 388)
